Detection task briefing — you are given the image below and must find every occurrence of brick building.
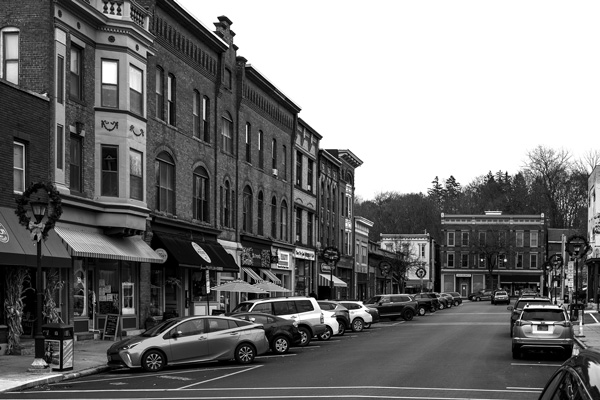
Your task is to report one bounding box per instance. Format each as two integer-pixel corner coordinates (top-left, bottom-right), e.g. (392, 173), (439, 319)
(440, 211), (546, 298)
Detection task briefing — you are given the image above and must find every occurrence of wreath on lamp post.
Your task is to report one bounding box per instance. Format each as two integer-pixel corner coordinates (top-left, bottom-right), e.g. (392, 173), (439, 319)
(15, 181), (63, 241)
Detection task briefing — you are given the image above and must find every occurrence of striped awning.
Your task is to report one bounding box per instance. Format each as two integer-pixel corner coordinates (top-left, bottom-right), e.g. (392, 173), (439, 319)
(242, 267), (263, 283)
(260, 268), (281, 285)
(55, 227), (164, 263)
(319, 273), (347, 288)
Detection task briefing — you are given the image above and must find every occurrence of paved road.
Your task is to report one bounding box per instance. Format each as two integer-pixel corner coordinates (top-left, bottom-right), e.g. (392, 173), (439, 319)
(5, 302), (565, 399)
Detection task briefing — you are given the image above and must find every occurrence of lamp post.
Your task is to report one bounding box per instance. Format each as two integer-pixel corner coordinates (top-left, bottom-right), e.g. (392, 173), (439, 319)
(29, 197), (48, 371)
(546, 254), (564, 305)
(379, 261), (390, 294)
(322, 247), (340, 300)
(566, 235), (590, 337)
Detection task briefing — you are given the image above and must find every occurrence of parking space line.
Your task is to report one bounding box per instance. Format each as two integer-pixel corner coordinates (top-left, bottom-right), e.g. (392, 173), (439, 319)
(177, 364), (262, 390)
(510, 363), (562, 367)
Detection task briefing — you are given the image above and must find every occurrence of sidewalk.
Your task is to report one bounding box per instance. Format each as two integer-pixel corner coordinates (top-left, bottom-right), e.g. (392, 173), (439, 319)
(0, 338), (113, 393)
(1, 311), (600, 393)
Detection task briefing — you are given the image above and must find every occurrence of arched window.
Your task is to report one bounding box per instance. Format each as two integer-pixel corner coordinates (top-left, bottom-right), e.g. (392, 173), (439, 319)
(270, 196), (277, 238)
(221, 112), (233, 154)
(257, 191), (264, 235)
(193, 166), (209, 222)
(280, 200), (288, 241)
(243, 186), (253, 232)
(155, 152), (175, 214)
(222, 180), (231, 227)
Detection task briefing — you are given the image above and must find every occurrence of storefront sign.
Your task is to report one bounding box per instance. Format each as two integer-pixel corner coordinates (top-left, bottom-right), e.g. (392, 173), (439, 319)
(241, 246), (272, 268)
(191, 242), (212, 264)
(155, 248), (168, 262)
(275, 251), (290, 270)
(295, 248), (315, 260)
(456, 274), (472, 277)
(0, 222), (8, 243)
(321, 263), (333, 273)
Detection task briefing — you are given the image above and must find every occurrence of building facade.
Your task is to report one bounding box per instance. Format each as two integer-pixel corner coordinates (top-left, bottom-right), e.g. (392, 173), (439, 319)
(440, 211), (546, 298)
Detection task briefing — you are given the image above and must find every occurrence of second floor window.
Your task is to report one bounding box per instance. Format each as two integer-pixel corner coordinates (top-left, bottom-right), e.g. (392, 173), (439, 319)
(101, 145), (119, 196)
(296, 151), (303, 187)
(271, 139), (277, 170)
(101, 60), (118, 108)
(307, 212), (313, 246)
(167, 74), (176, 125)
(221, 113), (233, 154)
(129, 65), (143, 115)
(69, 135), (82, 193)
(129, 149), (143, 201)
(280, 201), (288, 241)
(257, 191), (264, 235)
(69, 46), (82, 100)
(193, 90), (200, 138)
(461, 232), (469, 246)
(202, 96), (210, 142)
(307, 159), (313, 192)
(155, 67), (164, 120)
(13, 141), (25, 193)
(243, 186), (253, 232)
(516, 231), (524, 247)
(530, 231), (539, 247)
(461, 253), (468, 268)
(530, 254), (538, 269)
(271, 197), (277, 238)
(2, 29), (19, 84)
(156, 152), (175, 214)
(193, 167), (209, 222)
(245, 123), (251, 163)
(282, 145), (287, 180)
(296, 208), (302, 242)
(447, 232), (455, 246)
(258, 130), (264, 169)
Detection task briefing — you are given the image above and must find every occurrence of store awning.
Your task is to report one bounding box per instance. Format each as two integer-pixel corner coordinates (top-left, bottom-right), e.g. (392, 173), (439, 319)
(153, 233), (238, 272)
(319, 273), (347, 288)
(242, 267), (263, 282)
(0, 207), (71, 268)
(260, 268), (281, 284)
(55, 227), (164, 264)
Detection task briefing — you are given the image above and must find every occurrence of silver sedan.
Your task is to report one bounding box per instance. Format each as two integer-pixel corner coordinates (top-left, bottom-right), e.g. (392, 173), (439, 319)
(107, 315), (269, 372)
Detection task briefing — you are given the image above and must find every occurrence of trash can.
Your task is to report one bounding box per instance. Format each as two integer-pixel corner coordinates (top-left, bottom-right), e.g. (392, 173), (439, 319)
(42, 323), (74, 371)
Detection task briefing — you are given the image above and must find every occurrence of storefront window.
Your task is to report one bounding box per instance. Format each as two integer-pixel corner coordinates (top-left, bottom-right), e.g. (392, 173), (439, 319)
(150, 267), (164, 317)
(73, 260), (87, 317)
(121, 262), (135, 315)
(98, 261), (119, 315)
(192, 270), (217, 302)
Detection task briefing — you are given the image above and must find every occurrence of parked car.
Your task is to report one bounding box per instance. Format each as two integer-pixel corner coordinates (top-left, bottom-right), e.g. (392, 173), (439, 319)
(406, 294), (435, 316)
(511, 304), (575, 360)
(433, 292), (450, 309)
(440, 293), (456, 307)
(412, 293), (440, 311)
(491, 290), (510, 305)
(106, 315), (269, 372)
(338, 300), (375, 332)
(469, 289), (493, 301)
(507, 295), (552, 336)
(538, 348), (600, 400)
(447, 292), (463, 306)
(364, 294), (417, 321)
(231, 312), (302, 354)
(230, 296), (327, 346)
(318, 310), (341, 341)
(362, 304), (380, 328)
(318, 301), (350, 335)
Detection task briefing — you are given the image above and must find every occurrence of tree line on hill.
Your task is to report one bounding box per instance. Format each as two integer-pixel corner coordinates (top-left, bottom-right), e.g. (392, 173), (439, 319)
(355, 145), (597, 243)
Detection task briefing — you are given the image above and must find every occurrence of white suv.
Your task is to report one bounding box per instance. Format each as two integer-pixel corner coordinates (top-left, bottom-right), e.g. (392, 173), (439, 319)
(231, 296), (327, 346)
(338, 301), (374, 332)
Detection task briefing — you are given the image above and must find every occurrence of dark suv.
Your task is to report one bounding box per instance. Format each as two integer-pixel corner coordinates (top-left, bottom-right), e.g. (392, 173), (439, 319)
(507, 295), (552, 337)
(318, 301), (350, 336)
(412, 293), (441, 312)
(364, 294), (418, 321)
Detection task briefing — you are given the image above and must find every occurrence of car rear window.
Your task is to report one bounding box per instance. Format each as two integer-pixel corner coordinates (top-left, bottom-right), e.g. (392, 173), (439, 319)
(232, 302), (253, 313)
(515, 299), (551, 309)
(295, 300), (315, 313)
(365, 297), (382, 304)
(521, 309), (566, 322)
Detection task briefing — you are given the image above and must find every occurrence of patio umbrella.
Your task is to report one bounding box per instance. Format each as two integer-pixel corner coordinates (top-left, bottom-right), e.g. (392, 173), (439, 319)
(210, 279), (267, 293)
(253, 281), (291, 293)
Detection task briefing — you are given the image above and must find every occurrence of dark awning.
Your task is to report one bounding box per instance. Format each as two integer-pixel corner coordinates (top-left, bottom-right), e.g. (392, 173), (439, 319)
(153, 233), (238, 273)
(0, 207), (71, 268)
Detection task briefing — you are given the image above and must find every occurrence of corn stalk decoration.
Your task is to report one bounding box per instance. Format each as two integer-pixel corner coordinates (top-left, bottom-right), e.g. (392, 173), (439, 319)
(4, 267), (32, 355)
(43, 269), (64, 324)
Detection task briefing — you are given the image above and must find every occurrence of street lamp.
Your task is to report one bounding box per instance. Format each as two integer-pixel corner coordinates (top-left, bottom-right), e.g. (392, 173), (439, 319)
(322, 247), (340, 300)
(566, 235), (590, 328)
(379, 261), (390, 294)
(29, 196), (48, 371)
(546, 254), (564, 305)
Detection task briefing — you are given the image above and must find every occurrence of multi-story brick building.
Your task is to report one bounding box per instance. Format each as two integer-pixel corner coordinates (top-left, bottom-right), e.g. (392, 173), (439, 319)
(440, 211), (546, 298)
(354, 216), (373, 300)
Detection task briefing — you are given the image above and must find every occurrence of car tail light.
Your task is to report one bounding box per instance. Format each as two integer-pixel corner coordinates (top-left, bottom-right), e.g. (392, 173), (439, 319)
(320, 312), (324, 324)
(515, 321), (532, 327)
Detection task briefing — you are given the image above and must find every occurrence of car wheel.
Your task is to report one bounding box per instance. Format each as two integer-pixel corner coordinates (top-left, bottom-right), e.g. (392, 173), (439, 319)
(454, 300), (460, 306)
(318, 326), (332, 341)
(352, 318), (364, 332)
(364, 323), (371, 329)
(402, 309), (415, 321)
(141, 350), (166, 372)
(438, 303), (444, 310)
(234, 343), (256, 364)
(271, 335), (291, 354)
(417, 306), (426, 316)
(475, 297), (481, 301)
(337, 320), (346, 336)
(512, 345), (521, 360)
(298, 326), (311, 346)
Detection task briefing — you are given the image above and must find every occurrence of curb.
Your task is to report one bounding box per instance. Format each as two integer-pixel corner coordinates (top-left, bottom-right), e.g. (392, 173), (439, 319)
(6, 365), (111, 393)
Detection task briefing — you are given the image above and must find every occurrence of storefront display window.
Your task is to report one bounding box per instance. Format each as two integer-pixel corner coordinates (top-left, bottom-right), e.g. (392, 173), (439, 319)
(98, 261), (119, 315)
(150, 267), (164, 317)
(121, 262), (135, 315)
(73, 260), (87, 317)
(192, 270), (217, 302)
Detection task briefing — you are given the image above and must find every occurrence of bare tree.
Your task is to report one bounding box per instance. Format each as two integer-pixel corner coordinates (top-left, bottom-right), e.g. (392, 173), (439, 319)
(573, 149), (600, 174)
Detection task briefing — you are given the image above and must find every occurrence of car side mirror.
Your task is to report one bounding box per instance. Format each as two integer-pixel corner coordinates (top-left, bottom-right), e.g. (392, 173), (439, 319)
(172, 331), (182, 338)
(507, 306), (513, 311)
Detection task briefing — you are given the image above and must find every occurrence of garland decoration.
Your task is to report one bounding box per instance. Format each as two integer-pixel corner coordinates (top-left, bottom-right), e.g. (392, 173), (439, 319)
(15, 181), (63, 241)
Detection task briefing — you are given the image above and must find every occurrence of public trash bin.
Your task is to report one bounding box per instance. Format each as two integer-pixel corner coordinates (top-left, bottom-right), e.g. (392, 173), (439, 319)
(42, 323), (74, 371)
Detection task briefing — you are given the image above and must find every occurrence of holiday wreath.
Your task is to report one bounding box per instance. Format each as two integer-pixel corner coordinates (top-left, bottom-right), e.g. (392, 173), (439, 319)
(15, 181), (63, 241)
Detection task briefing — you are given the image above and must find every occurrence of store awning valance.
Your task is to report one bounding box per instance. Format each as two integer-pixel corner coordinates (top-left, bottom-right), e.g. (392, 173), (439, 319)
(0, 207), (70, 268)
(242, 267), (263, 282)
(319, 273), (348, 288)
(260, 268), (281, 284)
(55, 227), (164, 263)
(153, 233), (238, 272)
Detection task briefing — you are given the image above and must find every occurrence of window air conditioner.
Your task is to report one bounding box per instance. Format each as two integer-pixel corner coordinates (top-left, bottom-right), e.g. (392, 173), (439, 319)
(272, 168), (278, 177)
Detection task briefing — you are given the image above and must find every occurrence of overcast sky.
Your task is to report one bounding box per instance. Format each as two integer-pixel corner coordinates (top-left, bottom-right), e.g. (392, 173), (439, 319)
(178, 0), (600, 200)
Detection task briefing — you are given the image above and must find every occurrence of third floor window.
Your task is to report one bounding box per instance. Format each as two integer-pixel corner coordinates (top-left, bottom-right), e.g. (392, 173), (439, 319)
(101, 60), (118, 108)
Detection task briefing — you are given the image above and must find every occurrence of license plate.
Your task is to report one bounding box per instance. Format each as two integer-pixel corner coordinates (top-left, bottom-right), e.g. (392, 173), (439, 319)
(537, 325), (548, 331)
